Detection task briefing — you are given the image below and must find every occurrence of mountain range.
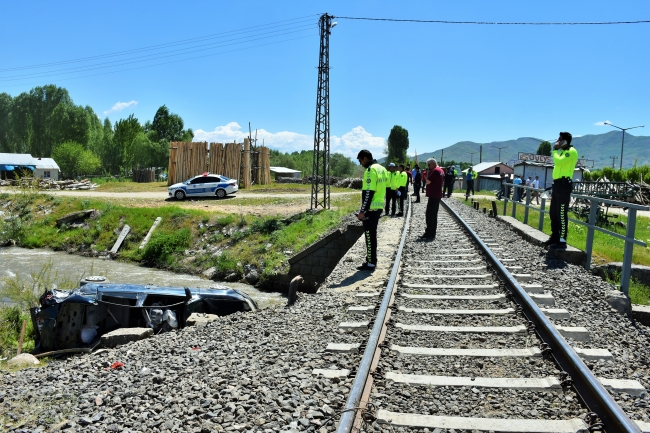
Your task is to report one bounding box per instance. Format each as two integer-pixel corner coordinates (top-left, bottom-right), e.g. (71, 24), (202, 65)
(379, 131), (649, 169)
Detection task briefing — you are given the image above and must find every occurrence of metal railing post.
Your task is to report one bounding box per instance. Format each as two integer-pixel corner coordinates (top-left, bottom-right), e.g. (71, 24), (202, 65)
(584, 200), (598, 270)
(511, 186), (517, 218)
(523, 188), (531, 225)
(620, 209), (637, 296)
(538, 197), (546, 231)
(503, 187), (508, 215)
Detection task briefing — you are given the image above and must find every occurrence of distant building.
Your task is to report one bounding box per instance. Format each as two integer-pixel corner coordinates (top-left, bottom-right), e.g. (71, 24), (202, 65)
(0, 153), (60, 180)
(269, 166), (301, 180)
(513, 161), (583, 189)
(461, 162), (514, 191)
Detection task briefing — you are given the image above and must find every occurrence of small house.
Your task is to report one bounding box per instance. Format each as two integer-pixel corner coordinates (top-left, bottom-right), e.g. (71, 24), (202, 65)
(33, 157), (60, 180)
(461, 162), (514, 192)
(0, 153), (60, 180)
(269, 166), (301, 180)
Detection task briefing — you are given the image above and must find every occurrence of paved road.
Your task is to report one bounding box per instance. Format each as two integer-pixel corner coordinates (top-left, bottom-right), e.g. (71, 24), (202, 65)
(0, 188), (356, 200)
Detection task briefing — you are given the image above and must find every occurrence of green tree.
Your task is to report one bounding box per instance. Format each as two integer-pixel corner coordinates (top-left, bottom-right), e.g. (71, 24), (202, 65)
(0, 93), (13, 153)
(149, 105), (193, 142)
(78, 149), (102, 175)
(386, 125), (409, 164)
(536, 141), (552, 156)
(330, 152), (355, 177)
(49, 103), (91, 153)
(113, 114), (142, 174)
(52, 141), (102, 178)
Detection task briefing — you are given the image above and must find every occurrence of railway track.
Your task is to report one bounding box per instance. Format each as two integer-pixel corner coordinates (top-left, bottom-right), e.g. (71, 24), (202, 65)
(318, 199), (650, 433)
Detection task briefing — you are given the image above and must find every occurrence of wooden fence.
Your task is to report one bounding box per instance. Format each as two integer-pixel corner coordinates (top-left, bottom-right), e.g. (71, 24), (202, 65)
(132, 168), (155, 183)
(167, 141), (271, 187)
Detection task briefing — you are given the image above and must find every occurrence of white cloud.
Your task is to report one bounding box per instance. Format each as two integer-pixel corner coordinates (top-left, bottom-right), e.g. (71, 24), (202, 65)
(193, 122), (385, 159)
(104, 100), (138, 115)
(594, 120), (611, 126)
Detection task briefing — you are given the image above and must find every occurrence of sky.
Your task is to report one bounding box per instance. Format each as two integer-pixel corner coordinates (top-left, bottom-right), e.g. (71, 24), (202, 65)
(1, 0), (649, 161)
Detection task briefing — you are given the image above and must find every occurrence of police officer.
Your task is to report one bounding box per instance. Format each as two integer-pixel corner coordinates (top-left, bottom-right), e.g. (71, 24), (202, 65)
(396, 164), (408, 216)
(385, 163), (398, 216)
(544, 132), (578, 250)
(357, 150), (388, 271)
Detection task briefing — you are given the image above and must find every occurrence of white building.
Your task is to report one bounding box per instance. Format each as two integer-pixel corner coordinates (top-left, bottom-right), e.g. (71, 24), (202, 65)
(0, 153), (60, 180)
(513, 161), (583, 189)
(269, 166), (302, 180)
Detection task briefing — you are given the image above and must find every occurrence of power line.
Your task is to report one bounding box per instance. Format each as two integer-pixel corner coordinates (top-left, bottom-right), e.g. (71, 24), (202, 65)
(335, 16), (650, 25)
(0, 34), (318, 90)
(0, 24), (317, 82)
(0, 14), (322, 73)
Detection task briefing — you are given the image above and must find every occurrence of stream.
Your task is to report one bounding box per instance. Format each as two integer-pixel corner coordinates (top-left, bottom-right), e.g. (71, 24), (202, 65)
(0, 247), (284, 309)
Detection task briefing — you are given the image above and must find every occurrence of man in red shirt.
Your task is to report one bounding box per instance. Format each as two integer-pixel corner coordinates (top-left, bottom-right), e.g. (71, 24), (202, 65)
(421, 158), (444, 240)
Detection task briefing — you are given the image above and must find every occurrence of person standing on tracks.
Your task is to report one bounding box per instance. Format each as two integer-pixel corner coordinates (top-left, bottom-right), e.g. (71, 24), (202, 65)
(443, 166), (455, 198)
(405, 164), (412, 195)
(413, 165), (422, 203)
(396, 164), (408, 216)
(465, 166), (477, 200)
(385, 163), (398, 217)
(544, 132), (578, 251)
(420, 158), (444, 240)
(356, 149), (388, 271)
(421, 167), (427, 193)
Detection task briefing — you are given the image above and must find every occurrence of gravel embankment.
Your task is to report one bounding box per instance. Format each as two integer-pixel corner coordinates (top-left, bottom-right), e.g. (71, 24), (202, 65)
(0, 215), (402, 433)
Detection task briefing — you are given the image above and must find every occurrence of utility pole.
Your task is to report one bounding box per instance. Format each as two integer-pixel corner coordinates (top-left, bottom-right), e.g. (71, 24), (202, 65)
(311, 13), (335, 209)
(491, 145), (509, 163)
(479, 145), (482, 163)
(440, 149), (444, 165)
(610, 156), (618, 169)
(604, 122), (644, 170)
(468, 152), (477, 165)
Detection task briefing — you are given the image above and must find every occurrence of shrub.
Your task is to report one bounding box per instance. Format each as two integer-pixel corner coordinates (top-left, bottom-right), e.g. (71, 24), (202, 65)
(142, 229), (191, 265)
(249, 218), (284, 235)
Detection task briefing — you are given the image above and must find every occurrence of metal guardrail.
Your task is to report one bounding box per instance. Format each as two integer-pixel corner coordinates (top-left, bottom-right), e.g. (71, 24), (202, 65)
(501, 183), (649, 296)
(442, 200), (642, 433)
(336, 199), (412, 432)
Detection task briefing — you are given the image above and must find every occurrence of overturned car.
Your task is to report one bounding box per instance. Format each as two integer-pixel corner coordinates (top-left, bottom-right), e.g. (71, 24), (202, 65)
(30, 277), (258, 353)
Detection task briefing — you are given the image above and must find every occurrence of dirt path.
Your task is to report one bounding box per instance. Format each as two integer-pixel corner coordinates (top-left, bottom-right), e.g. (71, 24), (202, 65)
(0, 188), (355, 200)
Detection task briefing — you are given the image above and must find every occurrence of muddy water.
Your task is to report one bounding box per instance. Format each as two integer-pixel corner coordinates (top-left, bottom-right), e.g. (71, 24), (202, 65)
(0, 247), (284, 309)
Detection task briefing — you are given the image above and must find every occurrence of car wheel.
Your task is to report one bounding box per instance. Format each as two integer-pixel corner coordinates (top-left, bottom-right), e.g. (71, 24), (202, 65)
(215, 189), (227, 199)
(174, 190), (186, 200)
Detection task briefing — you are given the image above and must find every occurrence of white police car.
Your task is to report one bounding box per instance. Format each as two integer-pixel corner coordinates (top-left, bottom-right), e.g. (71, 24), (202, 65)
(168, 173), (238, 200)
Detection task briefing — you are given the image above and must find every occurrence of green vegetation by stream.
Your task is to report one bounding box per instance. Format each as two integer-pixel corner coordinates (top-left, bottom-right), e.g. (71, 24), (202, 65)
(0, 188), (358, 283)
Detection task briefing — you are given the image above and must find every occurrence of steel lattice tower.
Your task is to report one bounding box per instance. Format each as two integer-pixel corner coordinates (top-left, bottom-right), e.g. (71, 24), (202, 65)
(310, 13), (332, 210)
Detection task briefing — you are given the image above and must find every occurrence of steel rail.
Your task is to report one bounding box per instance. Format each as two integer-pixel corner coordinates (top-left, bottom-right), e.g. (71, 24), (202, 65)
(441, 200), (641, 433)
(336, 200), (412, 432)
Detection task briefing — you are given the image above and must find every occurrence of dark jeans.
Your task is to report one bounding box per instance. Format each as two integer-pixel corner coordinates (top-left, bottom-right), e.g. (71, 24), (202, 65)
(398, 187), (406, 213)
(550, 179), (573, 242)
(443, 181), (454, 197)
(497, 184), (505, 199)
(465, 180), (474, 197)
(385, 189), (397, 215)
(425, 197), (441, 238)
(362, 210), (381, 264)
(414, 183), (421, 201)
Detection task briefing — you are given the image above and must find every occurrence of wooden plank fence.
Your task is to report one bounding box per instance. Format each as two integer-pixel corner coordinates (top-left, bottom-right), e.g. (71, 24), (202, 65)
(168, 141), (270, 187)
